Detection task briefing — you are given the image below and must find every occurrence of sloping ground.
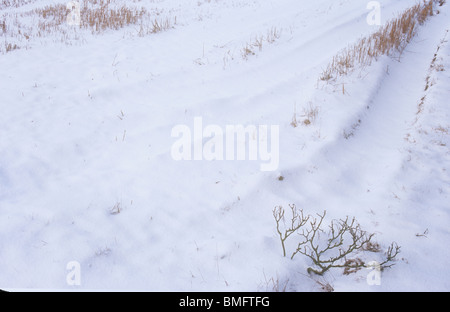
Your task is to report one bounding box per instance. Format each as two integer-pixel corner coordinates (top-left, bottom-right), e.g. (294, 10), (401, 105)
(387, 27), (450, 292)
(0, 0), (449, 291)
(272, 4), (450, 291)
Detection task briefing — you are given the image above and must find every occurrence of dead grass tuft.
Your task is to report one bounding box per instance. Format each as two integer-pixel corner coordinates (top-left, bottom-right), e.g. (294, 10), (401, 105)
(301, 102), (319, 126)
(240, 27), (281, 60)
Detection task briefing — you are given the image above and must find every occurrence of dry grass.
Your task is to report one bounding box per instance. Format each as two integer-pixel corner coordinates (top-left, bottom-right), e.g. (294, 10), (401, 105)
(241, 27), (281, 60)
(320, 0), (438, 81)
(261, 272), (289, 292)
(301, 102), (319, 126)
(137, 16), (175, 36)
(0, 0), (37, 9)
(266, 26), (281, 43)
(415, 28), (448, 119)
(291, 101), (320, 127)
(3, 41), (19, 52)
(315, 279), (334, 292)
(0, 0), (175, 54)
(220, 27), (282, 65)
(32, 1), (162, 34)
(241, 43), (256, 60)
(434, 125), (449, 135)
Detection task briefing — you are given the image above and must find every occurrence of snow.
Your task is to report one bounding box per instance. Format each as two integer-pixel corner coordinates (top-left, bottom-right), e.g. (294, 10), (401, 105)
(0, 0), (449, 291)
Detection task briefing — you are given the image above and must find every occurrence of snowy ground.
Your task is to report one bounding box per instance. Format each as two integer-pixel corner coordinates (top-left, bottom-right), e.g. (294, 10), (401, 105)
(0, 0), (449, 292)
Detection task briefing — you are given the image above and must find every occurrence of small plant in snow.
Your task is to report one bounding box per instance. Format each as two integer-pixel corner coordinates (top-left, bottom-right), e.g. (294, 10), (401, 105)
(241, 44), (255, 60)
(301, 102), (319, 126)
(240, 26), (282, 61)
(110, 201), (123, 215)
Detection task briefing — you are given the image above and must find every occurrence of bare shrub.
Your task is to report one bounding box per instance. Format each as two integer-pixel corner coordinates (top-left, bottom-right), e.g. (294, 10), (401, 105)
(273, 205), (401, 276)
(273, 204), (310, 257)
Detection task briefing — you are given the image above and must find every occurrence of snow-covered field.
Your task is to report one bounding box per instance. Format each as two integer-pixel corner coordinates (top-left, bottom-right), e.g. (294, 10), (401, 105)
(1, 0), (449, 292)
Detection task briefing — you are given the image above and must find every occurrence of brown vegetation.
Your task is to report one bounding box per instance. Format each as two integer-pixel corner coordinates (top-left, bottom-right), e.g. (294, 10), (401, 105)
(320, 0), (438, 81)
